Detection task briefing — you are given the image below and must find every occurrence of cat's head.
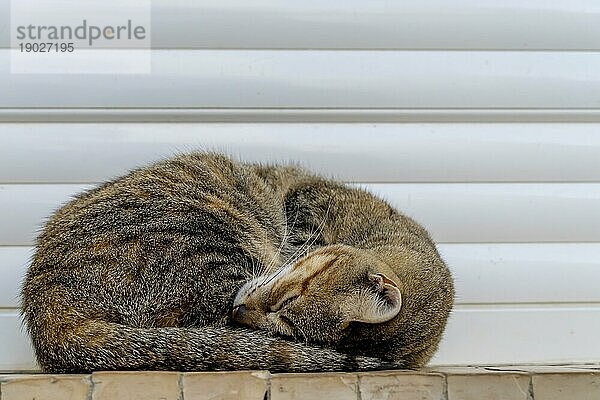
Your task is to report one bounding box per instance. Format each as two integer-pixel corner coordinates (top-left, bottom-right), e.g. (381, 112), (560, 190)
(232, 244), (403, 344)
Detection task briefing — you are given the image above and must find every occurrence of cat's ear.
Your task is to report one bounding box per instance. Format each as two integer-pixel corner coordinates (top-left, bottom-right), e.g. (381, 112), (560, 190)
(351, 273), (402, 324)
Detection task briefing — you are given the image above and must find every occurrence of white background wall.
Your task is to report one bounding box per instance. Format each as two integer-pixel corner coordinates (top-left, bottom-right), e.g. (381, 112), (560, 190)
(1, 1), (600, 370)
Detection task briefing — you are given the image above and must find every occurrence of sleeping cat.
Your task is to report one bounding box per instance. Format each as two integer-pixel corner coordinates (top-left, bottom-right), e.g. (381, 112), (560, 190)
(21, 152), (454, 373)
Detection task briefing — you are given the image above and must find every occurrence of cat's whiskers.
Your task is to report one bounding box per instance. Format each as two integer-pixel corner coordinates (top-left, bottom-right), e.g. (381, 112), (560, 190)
(255, 202), (301, 279)
(278, 198), (332, 269)
(250, 256), (257, 278)
(258, 199), (332, 289)
(263, 211), (291, 277)
(250, 223), (278, 279)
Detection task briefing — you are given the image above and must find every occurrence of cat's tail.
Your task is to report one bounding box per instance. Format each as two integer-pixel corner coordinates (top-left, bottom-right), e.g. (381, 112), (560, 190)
(25, 316), (399, 373)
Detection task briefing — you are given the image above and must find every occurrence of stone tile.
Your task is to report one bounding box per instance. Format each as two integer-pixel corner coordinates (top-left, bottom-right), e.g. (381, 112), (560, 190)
(358, 371), (444, 400)
(1, 374), (90, 400)
(182, 370), (269, 400)
(439, 369), (530, 400)
(533, 371), (600, 400)
(270, 372), (358, 400)
(0, 374), (31, 382)
(91, 371), (180, 400)
(3, 367), (599, 400)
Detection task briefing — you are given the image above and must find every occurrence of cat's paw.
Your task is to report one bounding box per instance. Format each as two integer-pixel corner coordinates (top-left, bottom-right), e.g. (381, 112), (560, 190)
(353, 355), (405, 371)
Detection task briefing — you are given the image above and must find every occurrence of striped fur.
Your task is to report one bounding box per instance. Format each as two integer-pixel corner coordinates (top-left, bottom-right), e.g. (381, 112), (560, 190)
(21, 152), (453, 372)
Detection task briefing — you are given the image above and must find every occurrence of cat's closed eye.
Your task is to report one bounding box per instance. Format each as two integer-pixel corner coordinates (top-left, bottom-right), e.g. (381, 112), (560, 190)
(270, 294), (299, 313)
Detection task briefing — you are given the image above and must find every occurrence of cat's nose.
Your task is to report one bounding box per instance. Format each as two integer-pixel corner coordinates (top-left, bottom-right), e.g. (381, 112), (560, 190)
(232, 304), (246, 321)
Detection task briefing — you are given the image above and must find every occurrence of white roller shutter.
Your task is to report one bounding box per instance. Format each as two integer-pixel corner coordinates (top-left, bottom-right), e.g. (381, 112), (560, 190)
(1, 1), (599, 370)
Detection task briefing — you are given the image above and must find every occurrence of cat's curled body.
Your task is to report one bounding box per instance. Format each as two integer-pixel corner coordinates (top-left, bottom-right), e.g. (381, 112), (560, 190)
(22, 152), (454, 373)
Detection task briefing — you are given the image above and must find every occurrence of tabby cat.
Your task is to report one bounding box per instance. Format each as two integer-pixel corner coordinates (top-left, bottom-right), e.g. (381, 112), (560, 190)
(21, 152), (454, 373)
